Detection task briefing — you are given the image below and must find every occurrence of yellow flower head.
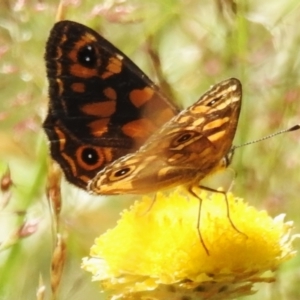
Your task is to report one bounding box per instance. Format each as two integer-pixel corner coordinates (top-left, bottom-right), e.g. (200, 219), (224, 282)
(82, 189), (297, 299)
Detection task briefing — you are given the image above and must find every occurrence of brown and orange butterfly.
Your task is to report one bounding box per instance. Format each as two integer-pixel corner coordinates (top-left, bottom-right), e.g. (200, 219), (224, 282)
(43, 20), (242, 195)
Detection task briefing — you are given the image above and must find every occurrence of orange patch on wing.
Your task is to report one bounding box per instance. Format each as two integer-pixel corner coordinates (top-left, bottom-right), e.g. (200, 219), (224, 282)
(104, 87), (117, 100)
(59, 33), (67, 44)
(191, 105), (210, 114)
(62, 152), (78, 176)
(54, 126), (66, 151)
(103, 147), (113, 163)
(56, 36), (64, 59)
(55, 43), (63, 75)
(129, 87), (154, 107)
(168, 153), (184, 163)
(81, 101), (116, 117)
(53, 119), (78, 176)
(122, 118), (156, 139)
(71, 82), (85, 93)
(85, 33), (97, 42)
(70, 64), (98, 78)
(56, 61), (62, 76)
(176, 115), (193, 125)
(79, 175), (90, 185)
(56, 78), (64, 96)
(101, 56), (123, 79)
(108, 56), (122, 73)
(88, 118), (110, 137)
(203, 117), (229, 130)
(207, 130), (226, 143)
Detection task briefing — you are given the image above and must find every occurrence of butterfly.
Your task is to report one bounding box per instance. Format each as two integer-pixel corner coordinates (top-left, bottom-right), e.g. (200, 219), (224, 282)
(43, 20), (242, 195)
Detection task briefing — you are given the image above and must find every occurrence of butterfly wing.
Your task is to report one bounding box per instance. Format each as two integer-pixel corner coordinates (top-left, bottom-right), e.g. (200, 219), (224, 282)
(89, 78), (242, 194)
(43, 20), (179, 189)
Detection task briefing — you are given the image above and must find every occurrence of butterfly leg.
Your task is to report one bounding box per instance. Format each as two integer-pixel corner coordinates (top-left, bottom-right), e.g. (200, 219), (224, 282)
(198, 185), (247, 238)
(188, 186), (209, 256)
(139, 193), (158, 216)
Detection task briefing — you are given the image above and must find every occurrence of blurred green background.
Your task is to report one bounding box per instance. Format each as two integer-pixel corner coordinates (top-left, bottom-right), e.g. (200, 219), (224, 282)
(1, 0), (300, 299)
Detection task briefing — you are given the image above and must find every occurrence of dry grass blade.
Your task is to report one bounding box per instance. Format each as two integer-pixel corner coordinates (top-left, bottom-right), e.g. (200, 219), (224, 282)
(36, 275), (46, 300)
(51, 234), (67, 300)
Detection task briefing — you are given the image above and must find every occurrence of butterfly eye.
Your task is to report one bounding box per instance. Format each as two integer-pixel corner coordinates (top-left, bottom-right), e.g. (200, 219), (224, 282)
(77, 44), (97, 68)
(110, 166), (135, 180)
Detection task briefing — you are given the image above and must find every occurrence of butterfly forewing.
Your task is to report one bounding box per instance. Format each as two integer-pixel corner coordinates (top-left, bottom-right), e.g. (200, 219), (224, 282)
(88, 78), (242, 194)
(43, 20), (179, 189)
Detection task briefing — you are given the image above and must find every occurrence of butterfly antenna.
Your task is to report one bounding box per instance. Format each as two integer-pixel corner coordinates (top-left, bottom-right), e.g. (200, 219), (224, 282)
(233, 124), (300, 150)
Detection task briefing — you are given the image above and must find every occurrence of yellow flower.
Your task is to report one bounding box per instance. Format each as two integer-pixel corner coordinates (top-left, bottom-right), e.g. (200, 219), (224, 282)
(82, 189), (297, 300)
